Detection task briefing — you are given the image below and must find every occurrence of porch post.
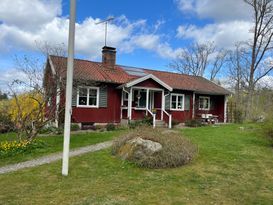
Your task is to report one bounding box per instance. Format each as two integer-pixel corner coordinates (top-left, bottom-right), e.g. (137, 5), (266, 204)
(146, 89), (149, 115)
(192, 92), (195, 119)
(224, 95), (228, 123)
(161, 91), (164, 120)
(128, 88), (132, 120)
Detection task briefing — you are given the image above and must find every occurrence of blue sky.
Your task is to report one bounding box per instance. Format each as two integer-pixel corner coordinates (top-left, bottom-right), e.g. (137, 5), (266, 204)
(0, 0), (272, 90)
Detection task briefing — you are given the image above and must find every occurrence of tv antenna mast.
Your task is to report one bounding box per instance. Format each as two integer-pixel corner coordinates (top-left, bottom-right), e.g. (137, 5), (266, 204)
(96, 17), (114, 46)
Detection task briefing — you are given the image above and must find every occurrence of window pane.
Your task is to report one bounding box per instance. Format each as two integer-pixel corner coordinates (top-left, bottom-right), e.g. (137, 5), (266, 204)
(171, 95), (176, 109)
(89, 97), (97, 106)
(89, 89), (97, 97)
(79, 88), (87, 97)
(199, 98), (203, 109)
(139, 90), (146, 107)
(204, 98), (209, 109)
(79, 97), (87, 105)
(88, 89), (97, 106)
(177, 95), (183, 109)
(199, 97), (209, 109)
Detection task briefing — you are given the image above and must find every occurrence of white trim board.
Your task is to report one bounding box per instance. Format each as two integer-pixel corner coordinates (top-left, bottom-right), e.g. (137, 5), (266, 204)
(120, 74), (173, 91)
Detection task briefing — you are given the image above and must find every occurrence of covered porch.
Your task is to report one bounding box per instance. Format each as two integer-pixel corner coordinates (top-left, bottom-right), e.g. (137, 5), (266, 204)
(119, 74), (173, 128)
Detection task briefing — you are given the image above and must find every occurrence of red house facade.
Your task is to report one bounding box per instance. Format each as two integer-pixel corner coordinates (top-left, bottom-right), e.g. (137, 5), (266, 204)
(44, 46), (230, 128)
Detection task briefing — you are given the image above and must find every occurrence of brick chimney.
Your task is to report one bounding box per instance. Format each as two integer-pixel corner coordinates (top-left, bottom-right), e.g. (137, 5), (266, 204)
(102, 46), (116, 68)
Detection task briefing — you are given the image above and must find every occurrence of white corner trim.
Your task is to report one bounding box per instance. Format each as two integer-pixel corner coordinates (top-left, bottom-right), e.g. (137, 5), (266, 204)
(48, 55), (56, 76)
(125, 74), (173, 91)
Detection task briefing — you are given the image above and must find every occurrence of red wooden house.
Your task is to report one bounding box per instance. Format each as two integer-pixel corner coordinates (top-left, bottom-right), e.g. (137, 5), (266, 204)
(44, 46), (230, 128)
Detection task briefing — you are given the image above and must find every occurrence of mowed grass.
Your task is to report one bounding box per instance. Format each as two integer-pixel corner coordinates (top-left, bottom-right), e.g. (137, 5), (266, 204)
(0, 130), (124, 167)
(0, 124), (273, 205)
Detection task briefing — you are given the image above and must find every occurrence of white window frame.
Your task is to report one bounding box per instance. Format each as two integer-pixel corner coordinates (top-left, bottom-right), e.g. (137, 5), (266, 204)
(77, 86), (99, 108)
(170, 93), (185, 111)
(133, 89), (147, 109)
(199, 96), (210, 110)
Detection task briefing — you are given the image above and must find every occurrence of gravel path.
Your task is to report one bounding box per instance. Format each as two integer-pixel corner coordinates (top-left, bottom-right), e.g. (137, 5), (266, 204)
(0, 141), (113, 175)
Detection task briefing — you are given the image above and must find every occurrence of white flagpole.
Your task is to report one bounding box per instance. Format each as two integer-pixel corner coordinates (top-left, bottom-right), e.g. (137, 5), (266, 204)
(62, 0), (76, 176)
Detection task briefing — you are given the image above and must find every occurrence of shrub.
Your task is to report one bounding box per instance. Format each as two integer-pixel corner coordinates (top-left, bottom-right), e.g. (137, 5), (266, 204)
(0, 100), (14, 133)
(71, 123), (80, 131)
(171, 119), (180, 127)
(234, 108), (244, 123)
(128, 116), (153, 129)
(39, 126), (63, 135)
(0, 139), (46, 157)
(112, 127), (197, 168)
(185, 119), (202, 127)
(106, 123), (115, 131)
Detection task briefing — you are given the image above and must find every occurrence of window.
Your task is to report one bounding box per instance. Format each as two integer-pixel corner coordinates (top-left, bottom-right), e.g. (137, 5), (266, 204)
(171, 94), (184, 110)
(133, 89), (147, 108)
(199, 96), (210, 110)
(77, 87), (99, 107)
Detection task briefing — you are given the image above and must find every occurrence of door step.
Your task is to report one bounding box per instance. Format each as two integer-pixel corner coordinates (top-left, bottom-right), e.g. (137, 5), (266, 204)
(155, 120), (166, 128)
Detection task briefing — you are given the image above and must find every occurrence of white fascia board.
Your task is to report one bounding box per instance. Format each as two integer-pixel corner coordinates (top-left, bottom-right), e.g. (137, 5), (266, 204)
(124, 74), (173, 91)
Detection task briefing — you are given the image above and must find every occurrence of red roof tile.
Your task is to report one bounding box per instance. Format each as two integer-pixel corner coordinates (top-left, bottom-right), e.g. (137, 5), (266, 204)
(49, 55), (230, 95)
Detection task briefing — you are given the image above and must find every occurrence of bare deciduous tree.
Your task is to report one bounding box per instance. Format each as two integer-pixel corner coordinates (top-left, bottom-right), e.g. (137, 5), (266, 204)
(169, 42), (228, 81)
(244, 0), (273, 112)
(227, 43), (250, 104)
(209, 49), (229, 81)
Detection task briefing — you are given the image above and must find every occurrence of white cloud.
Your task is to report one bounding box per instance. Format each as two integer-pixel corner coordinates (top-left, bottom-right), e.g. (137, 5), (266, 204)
(176, 0), (252, 22)
(176, 0), (195, 12)
(0, 68), (28, 92)
(177, 21), (252, 49)
(175, 0), (254, 49)
(258, 75), (273, 88)
(0, 0), (62, 31)
(0, 1), (180, 60)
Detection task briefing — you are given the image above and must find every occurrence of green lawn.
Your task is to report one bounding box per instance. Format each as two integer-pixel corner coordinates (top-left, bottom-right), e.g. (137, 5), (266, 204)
(0, 124), (273, 205)
(0, 130), (124, 167)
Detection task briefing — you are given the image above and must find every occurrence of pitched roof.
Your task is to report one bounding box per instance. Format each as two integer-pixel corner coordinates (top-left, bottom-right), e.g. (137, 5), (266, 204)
(49, 55), (230, 95)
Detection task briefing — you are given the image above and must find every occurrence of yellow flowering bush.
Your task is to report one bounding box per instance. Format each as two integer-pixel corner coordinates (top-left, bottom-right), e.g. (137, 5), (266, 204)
(9, 92), (44, 124)
(0, 139), (45, 157)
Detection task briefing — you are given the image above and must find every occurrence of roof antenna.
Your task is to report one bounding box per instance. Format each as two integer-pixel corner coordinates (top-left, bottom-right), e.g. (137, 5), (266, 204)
(96, 16), (114, 46)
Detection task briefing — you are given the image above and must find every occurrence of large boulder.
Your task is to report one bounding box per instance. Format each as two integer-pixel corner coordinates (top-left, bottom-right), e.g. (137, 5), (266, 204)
(117, 137), (162, 160)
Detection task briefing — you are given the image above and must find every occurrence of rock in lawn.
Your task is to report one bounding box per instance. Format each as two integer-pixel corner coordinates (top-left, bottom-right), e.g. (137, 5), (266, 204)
(118, 137), (162, 160)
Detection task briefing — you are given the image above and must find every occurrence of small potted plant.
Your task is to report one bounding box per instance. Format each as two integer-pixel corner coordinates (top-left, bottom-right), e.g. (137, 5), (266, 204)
(152, 108), (157, 114)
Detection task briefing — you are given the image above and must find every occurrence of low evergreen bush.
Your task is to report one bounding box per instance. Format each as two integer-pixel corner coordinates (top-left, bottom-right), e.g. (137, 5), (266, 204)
(71, 123), (80, 131)
(106, 123), (115, 131)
